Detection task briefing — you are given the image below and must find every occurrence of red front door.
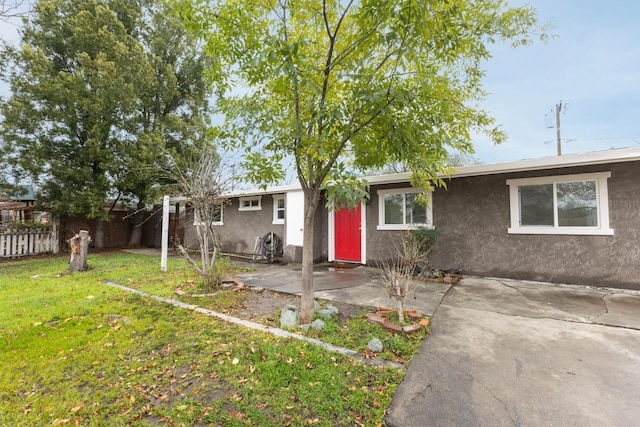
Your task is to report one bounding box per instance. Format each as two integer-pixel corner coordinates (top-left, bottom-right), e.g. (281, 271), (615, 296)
(334, 204), (361, 262)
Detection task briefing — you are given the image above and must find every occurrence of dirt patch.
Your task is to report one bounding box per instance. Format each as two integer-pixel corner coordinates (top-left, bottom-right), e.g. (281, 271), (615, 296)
(226, 288), (372, 325)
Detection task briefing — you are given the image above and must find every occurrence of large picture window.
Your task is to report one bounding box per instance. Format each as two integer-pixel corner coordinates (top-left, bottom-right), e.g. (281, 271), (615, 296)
(507, 172), (613, 235)
(377, 188), (432, 230)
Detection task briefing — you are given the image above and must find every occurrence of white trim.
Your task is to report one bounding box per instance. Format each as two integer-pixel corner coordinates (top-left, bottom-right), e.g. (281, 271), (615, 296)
(328, 202), (366, 264)
(361, 203), (367, 264)
(377, 188), (433, 230)
(272, 194), (285, 225)
(506, 171), (614, 236)
(365, 147), (640, 184)
(197, 148), (640, 199)
(328, 207), (335, 262)
(238, 196), (262, 211)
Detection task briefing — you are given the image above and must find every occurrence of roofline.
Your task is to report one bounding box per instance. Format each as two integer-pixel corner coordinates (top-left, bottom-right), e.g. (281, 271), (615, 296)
(365, 147), (640, 185)
(201, 147), (640, 197)
(223, 183), (302, 198)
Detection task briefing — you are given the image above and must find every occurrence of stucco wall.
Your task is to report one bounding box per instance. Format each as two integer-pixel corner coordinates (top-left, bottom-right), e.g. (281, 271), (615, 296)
(183, 193), (331, 263)
(428, 161), (640, 289)
(365, 162), (640, 289)
(222, 196), (286, 256)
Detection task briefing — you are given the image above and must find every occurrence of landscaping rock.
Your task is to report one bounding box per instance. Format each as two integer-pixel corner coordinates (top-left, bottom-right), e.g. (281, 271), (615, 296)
(311, 319), (326, 331)
(326, 304), (339, 315)
(316, 304), (339, 319)
(367, 338), (384, 353)
(420, 318), (431, 328)
(314, 300), (321, 311)
(280, 305), (300, 329)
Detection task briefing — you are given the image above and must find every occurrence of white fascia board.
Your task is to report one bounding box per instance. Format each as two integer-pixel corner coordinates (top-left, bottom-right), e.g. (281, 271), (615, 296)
(451, 147), (640, 178)
(223, 183), (302, 198)
(184, 148), (640, 197)
(365, 147), (640, 185)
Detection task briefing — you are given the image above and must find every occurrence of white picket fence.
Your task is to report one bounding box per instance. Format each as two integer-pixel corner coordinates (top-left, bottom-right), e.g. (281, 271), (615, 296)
(0, 225), (58, 258)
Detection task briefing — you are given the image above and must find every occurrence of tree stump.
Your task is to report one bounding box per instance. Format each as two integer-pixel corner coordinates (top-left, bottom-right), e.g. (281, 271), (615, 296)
(69, 230), (91, 272)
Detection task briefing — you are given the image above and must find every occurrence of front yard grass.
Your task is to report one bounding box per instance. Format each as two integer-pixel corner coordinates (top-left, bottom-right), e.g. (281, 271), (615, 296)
(0, 252), (415, 426)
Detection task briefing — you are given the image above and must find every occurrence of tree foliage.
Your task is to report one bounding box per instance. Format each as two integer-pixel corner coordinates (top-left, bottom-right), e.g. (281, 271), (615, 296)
(173, 0), (548, 321)
(0, 0), (211, 228)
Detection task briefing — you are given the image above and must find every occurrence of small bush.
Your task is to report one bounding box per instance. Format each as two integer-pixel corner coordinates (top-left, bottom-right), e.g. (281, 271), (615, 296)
(206, 255), (233, 290)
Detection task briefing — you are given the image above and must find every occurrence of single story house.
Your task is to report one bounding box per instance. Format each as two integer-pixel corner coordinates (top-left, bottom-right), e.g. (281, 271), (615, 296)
(184, 147), (640, 291)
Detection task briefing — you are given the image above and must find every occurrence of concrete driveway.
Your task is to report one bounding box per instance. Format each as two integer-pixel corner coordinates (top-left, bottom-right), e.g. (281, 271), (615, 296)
(229, 258), (640, 425)
(386, 277), (640, 427)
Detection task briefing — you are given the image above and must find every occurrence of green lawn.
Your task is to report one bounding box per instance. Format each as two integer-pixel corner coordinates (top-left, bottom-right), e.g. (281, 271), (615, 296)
(0, 252), (408, 426)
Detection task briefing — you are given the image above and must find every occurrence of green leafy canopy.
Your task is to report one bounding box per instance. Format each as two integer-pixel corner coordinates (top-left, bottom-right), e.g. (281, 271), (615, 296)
(172, 0), (549, 322)
(0, 0), (212, 220)
(173, 0), (550, 198)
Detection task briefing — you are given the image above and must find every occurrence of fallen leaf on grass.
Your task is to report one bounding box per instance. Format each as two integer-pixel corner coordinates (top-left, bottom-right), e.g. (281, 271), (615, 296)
(70, 402), (85, 413)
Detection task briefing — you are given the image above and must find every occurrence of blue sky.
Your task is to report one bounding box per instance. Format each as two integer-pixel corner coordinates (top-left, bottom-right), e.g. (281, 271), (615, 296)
(473, 0), (640, 162)
(2, 0), (639, 164)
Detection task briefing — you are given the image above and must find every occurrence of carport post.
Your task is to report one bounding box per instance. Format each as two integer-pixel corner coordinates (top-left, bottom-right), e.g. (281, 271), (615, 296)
(161, 195), (169, 272)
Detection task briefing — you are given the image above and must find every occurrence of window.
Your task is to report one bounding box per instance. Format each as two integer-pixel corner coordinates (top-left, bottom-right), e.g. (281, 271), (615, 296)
(193, 203), (223, 226)
(507, 172), (613, 235)
(238, 196), (262, 211)
(377, 188), (432, 230)
(273, 195), (285, 224)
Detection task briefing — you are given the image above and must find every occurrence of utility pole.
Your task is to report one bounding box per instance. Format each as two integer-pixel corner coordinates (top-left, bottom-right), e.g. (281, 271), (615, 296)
(555, 100), (563, 156)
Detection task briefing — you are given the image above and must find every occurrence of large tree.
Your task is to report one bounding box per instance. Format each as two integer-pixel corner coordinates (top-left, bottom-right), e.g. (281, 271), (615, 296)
(174, 0), (548, 322)
(117, 1), (212, 246)
(0, 0), (211, 245)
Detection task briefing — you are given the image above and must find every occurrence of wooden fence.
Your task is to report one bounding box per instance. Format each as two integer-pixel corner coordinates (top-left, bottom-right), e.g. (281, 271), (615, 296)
(0, 225), (58, 258)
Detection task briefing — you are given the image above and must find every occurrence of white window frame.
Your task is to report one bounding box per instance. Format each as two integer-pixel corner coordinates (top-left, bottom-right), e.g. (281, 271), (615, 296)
(193, 203), (224, 226)
(238, 196), (262, 211)
(377, 188), (433, 230)
(507, 171), (614, 235)
(272, 194), (285, 225)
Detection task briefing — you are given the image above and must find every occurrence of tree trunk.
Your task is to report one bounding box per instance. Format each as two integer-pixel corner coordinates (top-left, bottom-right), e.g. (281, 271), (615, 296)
(94, 219), (105, 249)
(300, 188), (320, 324)
(69, 230), (91, 272)
(127, 201), (145, 246)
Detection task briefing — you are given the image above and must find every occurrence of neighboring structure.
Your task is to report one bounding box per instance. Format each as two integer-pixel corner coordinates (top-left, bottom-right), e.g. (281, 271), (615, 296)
(0, 185), (36, 226)
(184, 148), (640, 290)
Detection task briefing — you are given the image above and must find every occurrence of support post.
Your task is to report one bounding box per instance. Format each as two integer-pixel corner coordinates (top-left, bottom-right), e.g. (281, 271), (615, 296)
(161, 195), (169, 272)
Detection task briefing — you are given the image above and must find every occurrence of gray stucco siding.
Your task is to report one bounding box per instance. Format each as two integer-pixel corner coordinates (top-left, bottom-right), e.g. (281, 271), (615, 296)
(428, 161), (640, 289)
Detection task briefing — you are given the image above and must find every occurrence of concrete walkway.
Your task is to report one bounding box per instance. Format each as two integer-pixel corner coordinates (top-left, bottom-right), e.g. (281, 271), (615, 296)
(235, 261), (451, 317)
(235, 261), (640, 426)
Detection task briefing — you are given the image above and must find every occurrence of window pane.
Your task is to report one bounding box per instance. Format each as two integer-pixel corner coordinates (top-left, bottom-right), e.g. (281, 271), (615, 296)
(405, 193), (427, 224)
(277, 198), (285, 209)
(212, 204), (222, 222)
(519, 184), (554, 226)
(384, 194), (404, 224)
(557, 181), (597, 226)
